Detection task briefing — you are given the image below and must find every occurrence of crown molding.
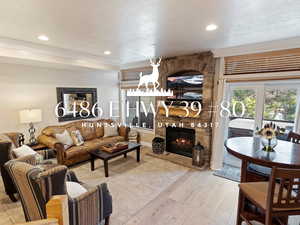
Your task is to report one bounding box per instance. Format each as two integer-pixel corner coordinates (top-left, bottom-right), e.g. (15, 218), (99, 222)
(213, 37), (300, 58)
(0, 37), (120, 71)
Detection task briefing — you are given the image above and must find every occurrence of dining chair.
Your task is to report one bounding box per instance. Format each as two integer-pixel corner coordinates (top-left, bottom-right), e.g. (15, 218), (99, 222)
(287, 131), (300, 144)
(237, 167), (300, 225)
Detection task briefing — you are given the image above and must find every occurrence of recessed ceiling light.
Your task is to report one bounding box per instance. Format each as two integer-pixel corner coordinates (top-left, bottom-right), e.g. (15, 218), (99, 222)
(38, 35), (49, 41)
(206, 24), (218, 31)
(104, 51), (111, 55)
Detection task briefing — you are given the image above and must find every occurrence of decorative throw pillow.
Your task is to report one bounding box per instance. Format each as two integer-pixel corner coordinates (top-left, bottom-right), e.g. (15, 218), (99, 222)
(103, 125), (119, 137)
(66, 181), (87, 198)
(69, 130), (84, 146)
(13, 145), (44, 162)
(13, 145), (37, 158)
(55, 130), (74, 149)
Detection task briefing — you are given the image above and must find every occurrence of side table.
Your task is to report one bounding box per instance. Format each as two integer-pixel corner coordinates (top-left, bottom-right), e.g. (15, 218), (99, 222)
(27, 143), (49, 151)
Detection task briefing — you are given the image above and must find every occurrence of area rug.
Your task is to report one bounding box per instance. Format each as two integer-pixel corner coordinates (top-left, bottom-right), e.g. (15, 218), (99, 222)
(213, 164), (241, 182)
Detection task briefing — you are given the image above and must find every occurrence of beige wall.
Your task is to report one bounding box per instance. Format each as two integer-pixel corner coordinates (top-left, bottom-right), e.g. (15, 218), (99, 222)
(0, 63), (119, 141)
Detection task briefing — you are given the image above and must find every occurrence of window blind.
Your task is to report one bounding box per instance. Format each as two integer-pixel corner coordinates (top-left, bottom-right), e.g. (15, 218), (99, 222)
(225, 48), (300, 75)
(120, 67), (153, 81)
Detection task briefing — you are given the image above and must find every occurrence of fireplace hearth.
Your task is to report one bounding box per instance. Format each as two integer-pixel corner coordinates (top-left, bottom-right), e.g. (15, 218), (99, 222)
(166, 127), (195, 158)
(155, 52), (215, 167)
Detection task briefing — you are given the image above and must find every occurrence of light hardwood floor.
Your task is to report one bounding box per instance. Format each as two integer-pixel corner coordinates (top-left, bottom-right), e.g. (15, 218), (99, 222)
(1, 148), (300, 225)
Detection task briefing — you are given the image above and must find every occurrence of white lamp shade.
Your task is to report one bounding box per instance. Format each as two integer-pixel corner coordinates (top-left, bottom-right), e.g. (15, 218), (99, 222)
(19, 109), (42, 124)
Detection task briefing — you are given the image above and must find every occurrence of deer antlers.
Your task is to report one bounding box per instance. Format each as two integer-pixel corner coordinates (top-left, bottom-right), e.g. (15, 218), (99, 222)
(150, 57), (162, 65)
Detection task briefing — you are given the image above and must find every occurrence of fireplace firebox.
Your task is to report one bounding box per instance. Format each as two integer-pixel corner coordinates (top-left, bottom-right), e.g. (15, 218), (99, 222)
(166, 127), (195, 158)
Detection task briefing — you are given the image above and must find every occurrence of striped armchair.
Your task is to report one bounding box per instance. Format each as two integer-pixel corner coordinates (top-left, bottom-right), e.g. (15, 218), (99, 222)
(0, 132), (57, 202)
(5, 161), (112, 225)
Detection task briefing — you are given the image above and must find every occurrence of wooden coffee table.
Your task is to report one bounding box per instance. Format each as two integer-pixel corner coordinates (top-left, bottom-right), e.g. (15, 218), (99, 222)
(89, 142), (141, 177)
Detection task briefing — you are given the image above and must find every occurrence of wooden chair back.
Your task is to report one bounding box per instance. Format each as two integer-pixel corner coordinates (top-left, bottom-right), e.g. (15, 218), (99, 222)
(287, 131), (300, 144)
(268, 167), (300, 210)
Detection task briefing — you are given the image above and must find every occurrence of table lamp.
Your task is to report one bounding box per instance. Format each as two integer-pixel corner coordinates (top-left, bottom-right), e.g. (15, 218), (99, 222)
(19, 109), (42, 145)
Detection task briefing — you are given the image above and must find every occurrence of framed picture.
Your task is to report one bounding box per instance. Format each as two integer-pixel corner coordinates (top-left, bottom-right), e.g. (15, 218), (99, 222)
(56, 87), (98, 122)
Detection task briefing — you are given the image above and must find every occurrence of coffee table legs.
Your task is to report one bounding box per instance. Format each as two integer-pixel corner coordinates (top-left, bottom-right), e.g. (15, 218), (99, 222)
(91, 157), (109, 177)
(91, 146), (141, 178)
(91, 156), (95, 171)
(104, 160), (109, 177)
(136, 147), (140, 162)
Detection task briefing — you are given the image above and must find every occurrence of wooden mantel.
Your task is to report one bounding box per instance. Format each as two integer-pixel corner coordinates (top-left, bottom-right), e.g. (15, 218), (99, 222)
(158, 106), (201, 118)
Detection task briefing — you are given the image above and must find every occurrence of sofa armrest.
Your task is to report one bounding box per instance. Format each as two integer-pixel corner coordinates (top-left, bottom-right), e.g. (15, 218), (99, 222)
(38, 135), (59, 149)
(68, 183), (112, 224)
(54, 143), (66, 165)
(118, 126), (130, 141)
(37, 134), (65, 164)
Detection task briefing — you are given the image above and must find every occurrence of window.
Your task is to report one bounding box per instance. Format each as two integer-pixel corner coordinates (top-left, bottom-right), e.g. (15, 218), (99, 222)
(223, 80), (300, 168)
(228, 89), (257, 138)
(263, 88), (298, 138)
(125, 93), (155, 130)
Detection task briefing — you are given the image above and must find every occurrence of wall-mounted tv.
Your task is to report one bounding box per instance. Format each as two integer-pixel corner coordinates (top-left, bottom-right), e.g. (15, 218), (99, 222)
(167, 74), (204, 101)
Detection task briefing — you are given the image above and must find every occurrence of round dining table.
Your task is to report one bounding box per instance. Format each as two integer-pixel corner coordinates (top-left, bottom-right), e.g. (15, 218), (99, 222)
(225, 136), (300, 183)
(225, 137), (300, 225)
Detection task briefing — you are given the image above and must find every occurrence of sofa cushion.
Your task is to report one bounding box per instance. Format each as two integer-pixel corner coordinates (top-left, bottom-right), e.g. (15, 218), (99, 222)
(83, 140), (103, 151)
(42, 126), (66, 137)
(94, 119), (113, 138)
(65, 145), (89, 159)
(94, 123), (104, 138)
(103, 126), (119, 137)
(79, 125), (96, 141)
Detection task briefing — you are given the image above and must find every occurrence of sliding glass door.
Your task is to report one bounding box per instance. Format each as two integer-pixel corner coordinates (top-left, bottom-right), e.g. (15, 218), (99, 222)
(223, 85), (258, 167)
(223, 80), (300, 167)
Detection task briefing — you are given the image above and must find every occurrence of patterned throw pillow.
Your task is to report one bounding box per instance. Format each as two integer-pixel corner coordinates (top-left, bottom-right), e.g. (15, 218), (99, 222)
(55, 130), (74, 149)
(103, 125), (119, 137)
(70, 130), (84, 146)
(13, 145), (44, 162)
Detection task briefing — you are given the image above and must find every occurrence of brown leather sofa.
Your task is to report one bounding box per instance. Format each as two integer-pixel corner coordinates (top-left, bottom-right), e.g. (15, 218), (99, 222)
(38, 119), (129, 166)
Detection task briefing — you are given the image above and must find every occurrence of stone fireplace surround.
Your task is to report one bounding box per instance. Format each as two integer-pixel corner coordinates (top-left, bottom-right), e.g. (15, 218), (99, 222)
(155, 51), (216, 167)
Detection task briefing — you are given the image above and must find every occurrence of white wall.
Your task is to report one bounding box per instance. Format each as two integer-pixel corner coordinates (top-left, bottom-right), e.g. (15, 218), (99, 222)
(0, 63), (120, 141)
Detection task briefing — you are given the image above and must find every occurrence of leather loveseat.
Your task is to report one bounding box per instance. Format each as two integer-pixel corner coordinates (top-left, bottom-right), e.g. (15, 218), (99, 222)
(38, 119), (129, 166)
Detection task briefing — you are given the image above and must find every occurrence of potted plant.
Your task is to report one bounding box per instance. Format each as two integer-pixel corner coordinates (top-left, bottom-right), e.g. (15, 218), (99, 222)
(256, 122), (285, 152)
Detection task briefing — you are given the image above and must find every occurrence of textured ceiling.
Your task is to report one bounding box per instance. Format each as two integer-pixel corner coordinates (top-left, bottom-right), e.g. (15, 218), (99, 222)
(1, 0), (300, 66)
